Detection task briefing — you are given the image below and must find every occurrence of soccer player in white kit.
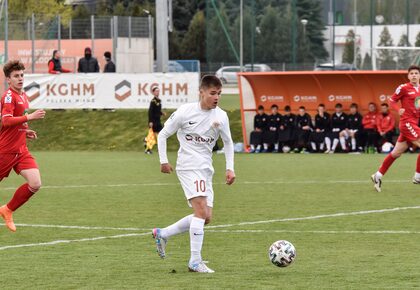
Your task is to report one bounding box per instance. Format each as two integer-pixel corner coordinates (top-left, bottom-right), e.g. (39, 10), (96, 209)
(152, 75), (235, 273)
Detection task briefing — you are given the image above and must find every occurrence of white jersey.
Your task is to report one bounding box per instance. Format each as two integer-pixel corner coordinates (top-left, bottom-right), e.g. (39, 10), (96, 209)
(158, 102), (234, 171)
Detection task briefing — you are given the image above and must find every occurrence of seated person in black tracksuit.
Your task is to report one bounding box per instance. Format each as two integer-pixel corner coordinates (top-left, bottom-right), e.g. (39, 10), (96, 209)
(249, 105), (268, 153)
(262, 104), (282, 152)
(310, 103), (330, 152)
(278, 105), (296, 152)
(341, 103), (363, 152)
(294, 106), (312, 153)
(325, 103), (347, 153)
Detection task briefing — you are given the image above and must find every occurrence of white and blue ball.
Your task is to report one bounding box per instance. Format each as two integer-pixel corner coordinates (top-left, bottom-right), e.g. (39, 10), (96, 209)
(268, 240), (296, 267)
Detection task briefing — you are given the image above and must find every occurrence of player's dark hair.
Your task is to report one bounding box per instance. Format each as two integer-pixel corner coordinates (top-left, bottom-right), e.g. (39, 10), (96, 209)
(257, 105), (264, 111)
(318, 103), (325, 108)
(381, 103), (389, 107)
(408, 65), (420, 73)
(368, 102), (376, 106)
(299, 106), (305, 110)
(52, 50), (58, 58)
(350, 103), (358, 109)
(200, 75), (222, 89)
(271, 104), (278, 109)
(3, 60), (25, 78)
(335, 103), (343, 108)
(284, 105), (291, 112)
(104, 51), (112, 59)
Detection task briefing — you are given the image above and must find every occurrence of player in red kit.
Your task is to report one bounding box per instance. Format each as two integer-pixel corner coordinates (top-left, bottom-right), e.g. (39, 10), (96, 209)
(0, 60), (46, 232)
(371, 65), (420, 192)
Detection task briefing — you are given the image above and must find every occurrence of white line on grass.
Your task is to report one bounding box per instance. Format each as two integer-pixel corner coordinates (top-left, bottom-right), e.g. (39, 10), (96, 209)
(207, 229), (420, 235)
(1, 205), (419, 232)
(0, 179), (409, 191)
(205, 205), (420, 229)
(0, 232), (150, 251)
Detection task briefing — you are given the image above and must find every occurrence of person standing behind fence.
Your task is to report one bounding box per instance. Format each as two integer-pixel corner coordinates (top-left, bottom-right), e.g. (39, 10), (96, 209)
(77, 47), (99, 73)
(48, 50), (72, 74)
(103, 51), (116, 73)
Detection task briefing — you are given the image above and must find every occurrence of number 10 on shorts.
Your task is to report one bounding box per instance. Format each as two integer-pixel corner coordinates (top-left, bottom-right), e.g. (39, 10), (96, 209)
(194, 180), (206, 192)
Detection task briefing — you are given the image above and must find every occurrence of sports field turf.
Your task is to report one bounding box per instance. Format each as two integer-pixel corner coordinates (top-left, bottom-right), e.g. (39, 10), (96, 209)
(0, 152), (419, 289)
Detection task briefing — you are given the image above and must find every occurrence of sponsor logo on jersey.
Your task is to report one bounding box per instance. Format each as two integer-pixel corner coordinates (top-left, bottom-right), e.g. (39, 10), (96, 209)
(188, 121), (197, 125)
(185, 134), (215, 144)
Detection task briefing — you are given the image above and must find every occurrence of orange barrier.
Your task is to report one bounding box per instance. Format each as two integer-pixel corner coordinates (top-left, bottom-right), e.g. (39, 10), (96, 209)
(238, 70), (408, 147)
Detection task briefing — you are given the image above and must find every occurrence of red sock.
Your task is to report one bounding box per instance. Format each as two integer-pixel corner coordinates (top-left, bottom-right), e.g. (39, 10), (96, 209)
(379, 153), (397, 175)
(7, 183), (37, 211)
(417, 154), (420, 173)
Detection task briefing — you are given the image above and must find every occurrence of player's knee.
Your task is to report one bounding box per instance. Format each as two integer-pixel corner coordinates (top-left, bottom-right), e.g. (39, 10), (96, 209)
(391, 151), (402, 158)
(28, 180), (42, 192)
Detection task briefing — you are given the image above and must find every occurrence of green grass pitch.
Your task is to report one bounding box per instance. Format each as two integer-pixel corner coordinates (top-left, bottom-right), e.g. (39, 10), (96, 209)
(0, 152), (419, 289)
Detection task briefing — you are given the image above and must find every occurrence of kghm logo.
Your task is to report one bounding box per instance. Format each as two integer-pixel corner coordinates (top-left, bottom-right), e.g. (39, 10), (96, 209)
(115, 80), (131, 102)
(406, 122), (418, 138)
(24, 82), (40, 101)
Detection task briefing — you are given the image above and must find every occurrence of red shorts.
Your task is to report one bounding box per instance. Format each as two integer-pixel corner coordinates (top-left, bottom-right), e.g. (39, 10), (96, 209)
(397, 120), (420, 143)
(0, 151), (38, 181)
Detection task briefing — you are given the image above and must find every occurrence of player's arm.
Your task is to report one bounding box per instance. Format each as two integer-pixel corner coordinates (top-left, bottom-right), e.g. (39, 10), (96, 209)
(1, 97), (45, 127)
(220, 113), (235, 185)
(389, 85), (404, 115)
(157, 109), (183, 174)
(48, 61), (59, 74)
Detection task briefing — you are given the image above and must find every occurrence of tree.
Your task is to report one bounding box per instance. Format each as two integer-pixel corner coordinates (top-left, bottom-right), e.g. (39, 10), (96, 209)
(182, 11), (206, 61)
(255, 6), (280, 63)
(296, 0), (328, 62)
(416, 31), (420, 47)
(396, 34), (412, 70)
(341, 29), (361, 67)
(377, 26), (396, 70)
(362, 52), (372, 70)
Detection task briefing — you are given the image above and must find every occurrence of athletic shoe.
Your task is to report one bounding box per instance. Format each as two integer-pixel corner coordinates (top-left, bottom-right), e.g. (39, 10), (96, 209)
(324, 150), (330, 154)
(152, 228), (167, 258)
(188, 262), (215, 273)
(413, 177), (420, 184)
(0, 205), (16, 232)
(371, 174), (382, 192)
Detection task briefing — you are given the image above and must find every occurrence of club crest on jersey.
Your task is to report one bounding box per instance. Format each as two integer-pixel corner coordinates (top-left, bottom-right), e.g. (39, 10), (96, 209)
(415, 97), (420, 109)
(212, 121), (220, 128)
(5, 95), (12, 103)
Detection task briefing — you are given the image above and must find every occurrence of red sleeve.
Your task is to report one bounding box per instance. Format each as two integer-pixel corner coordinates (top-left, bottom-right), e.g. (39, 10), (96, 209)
(376, 115), (382, 132)
(362, 114), (370, 127)
(1, 95), (28, 127)
(389, 84), (404, 112)
(384, 115), (395, 133)
(61, 67), (71, 73)
(48, 61), (58, 74)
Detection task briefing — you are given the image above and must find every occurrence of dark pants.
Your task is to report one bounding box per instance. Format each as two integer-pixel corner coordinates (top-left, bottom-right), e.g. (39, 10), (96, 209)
(250, 131), (263, 146)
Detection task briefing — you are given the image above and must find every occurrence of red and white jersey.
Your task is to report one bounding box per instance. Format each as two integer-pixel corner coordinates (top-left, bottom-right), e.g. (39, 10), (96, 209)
(0, 88), (30, 153)
(390, 82), (420, 122)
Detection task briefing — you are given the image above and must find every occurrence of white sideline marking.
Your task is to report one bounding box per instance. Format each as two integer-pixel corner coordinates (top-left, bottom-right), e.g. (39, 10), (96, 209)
(0, 179), (409, 191)
(0, 232), (150, 251)
(1, 205), (419, 232)
(206, 205), (420, 229)
(11, 224), (150, 231)
(207, 229), (420, 235)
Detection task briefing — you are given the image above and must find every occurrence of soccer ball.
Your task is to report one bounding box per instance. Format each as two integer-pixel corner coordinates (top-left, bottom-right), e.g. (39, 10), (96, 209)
(268, 240), (296, 267)
(282, 146), (291, 153)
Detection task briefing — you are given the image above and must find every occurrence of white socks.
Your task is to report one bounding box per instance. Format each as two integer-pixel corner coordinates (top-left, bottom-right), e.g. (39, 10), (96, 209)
(263, 143), (268, 150)
(325, 138), (331, 151)
(332, 139), (339, 151)
(311, 142), (316, 151)
(375, 171), (383, 179)
(161, 214), (193, 239)
(415, 172), (420, 179)
(351, 138), (356, 150)
(339, 137), (347, 150)
(189, 217), (205, 265)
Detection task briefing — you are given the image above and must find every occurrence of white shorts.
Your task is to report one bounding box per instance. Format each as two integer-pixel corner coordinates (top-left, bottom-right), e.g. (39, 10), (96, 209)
(176, 169), (214, 208)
